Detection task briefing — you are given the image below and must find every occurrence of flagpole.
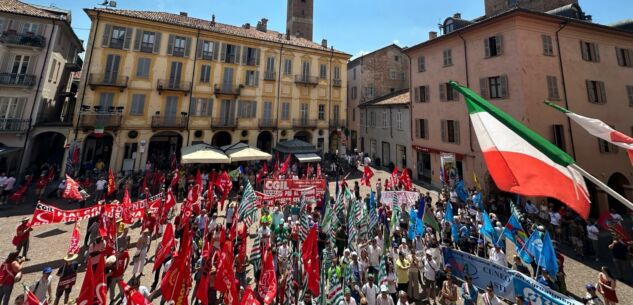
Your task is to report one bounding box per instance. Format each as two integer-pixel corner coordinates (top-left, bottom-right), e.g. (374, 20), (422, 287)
(569, 164), (633, 211)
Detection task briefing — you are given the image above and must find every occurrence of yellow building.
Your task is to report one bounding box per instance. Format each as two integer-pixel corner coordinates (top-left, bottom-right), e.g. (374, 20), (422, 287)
(74, 7), (349, 171)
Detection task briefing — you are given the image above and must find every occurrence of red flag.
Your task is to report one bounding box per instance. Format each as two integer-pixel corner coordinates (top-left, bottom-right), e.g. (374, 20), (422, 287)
(118, 281), (150, 305)
(165, 188), (176, 211)
(399, 168), (412, 191)
(274, 152), (280, 175)
(154, 223), (175, 271)
(391, 167), (399, 186)
(170, 153), (178, 171)
(170, 170), (180, 188)
(256, 163), (268, 184)
(206, 180), (216, 210)
(77, 254), (106, 305)
(280, 154), (291, 175)
(67, 222), (81, 255)
(240, 287), (261, 305)
(160, 223), (193, 305)
(25, 288), (40, 305)
(216, 171), (232, 208)
(214, 243), (238, 305)
(76, 252), (95, 305)
(317, 163), (322, 178)
(195, 227), (215, 305)
(107, 169), (116, 196)
(301, 226), (320, 296)
(257, 247), (277, 304)
(361, 166), (374, 186)
(94, 255), (107, 305)
(120, 188), (135, 224)
(306, 164), (313, 179)
(195, 169), (202, 189)
(187, 184), (200, 203)
(237, 225), (248, 267)
(384, 178), (392, 190)
(62, 175), (83, 200)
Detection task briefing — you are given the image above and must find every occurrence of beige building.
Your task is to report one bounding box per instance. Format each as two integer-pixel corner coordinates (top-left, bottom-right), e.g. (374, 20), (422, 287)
(347, 44), (409, 152)
(73, 2), (349, 173)
(0, 0), (83, 174)
(404, 2), (633, 216)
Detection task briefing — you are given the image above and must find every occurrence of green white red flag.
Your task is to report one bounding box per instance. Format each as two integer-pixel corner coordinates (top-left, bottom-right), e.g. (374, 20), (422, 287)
(450, 81), (591, 219)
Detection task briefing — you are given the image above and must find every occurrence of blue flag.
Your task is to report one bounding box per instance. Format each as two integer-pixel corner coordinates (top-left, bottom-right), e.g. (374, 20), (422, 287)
(472, 192), (483, 210)
(417, 196), (425, 220)
(408, 208), (416, 240)
(503, 214), (532, 264)
(444, 202), (459, 242)
(527, 231), (558, 278)
(480, 210), (501, 247)
(455, 180), (469, 202)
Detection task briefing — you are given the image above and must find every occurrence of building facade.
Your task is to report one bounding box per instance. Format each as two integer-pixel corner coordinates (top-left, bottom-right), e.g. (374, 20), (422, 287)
(346, 44), (409, 152)
(0, 0), (83, 175)
(358, 89), (412, 171)
(74, 7), (349, 172)
(405, 4), (633, 216)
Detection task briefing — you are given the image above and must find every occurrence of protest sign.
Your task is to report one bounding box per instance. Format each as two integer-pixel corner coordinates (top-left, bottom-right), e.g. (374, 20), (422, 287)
(511, 271), (583, 305)
(263, 179), (326, 204)
(381, 191), (420, 207)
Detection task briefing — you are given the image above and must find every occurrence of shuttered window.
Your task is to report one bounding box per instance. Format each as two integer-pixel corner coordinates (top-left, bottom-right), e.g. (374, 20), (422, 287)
(283, 59), (292, 75)
(281, 102), (290, 120)
(136, 58), (151, 78)
(627, 86), (633, 107)
(580, 41), (600, 62)
(552, 124), (565, 151)
(414, 86), (429, 103)
(542, 35), (554, 56)
(417, 56), (425, 72)
(318, 104), (325, 120)
(546, 76), (560, 100)
(479, 76), (509, 99)
(200, 65), (211, 83)
(320, 64), (327, 79)
(190, 98), (213, 116)
(616, 47), (633, 67)
(244, 70), (259, 87)
(586, 80), (606, 104)
(484, 34), (503, 58)
(439, 83), (459, 101)
(102, 25), (132, 50)
(416, 119), (428, 139)
(441, 120), (460, 144)
(237, 101), (256, 118)
(130, 94), (145, 116)
(443, 49), (453, 66)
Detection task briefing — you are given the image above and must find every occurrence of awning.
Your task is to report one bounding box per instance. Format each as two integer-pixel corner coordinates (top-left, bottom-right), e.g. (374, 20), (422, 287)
(295, 153), (321, 163)
(0, 147), (21, 157)
(181, 144), (230, 164)
(221, 142), (272, 162)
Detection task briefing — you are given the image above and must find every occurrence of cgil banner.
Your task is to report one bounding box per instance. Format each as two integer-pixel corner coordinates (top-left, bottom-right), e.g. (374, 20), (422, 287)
(381, 191), (420, 208)
(442, 247), (515, 300)
(263, 179), (326, 204)
(512, 271), (583, 305)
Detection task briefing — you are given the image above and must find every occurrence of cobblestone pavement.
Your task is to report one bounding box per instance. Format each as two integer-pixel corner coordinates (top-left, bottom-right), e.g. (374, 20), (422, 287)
(0, 167), (631, 305)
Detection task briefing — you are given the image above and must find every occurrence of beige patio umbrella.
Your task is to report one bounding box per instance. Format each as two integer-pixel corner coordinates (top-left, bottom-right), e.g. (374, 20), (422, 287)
(181, 144), (230, 164)
(221, 142), (272, 162)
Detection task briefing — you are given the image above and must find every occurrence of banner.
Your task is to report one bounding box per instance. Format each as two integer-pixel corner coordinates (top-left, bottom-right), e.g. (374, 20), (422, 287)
(512, 271), (583, 305)
(263, 179), (326, 204)
(442, 247), (514, 300)
(381, 191), (420, 208)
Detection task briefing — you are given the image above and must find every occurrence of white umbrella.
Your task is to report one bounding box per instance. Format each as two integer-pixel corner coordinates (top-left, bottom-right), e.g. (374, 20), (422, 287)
(181, 144), (230, 164)
(221, 142), (272, 162)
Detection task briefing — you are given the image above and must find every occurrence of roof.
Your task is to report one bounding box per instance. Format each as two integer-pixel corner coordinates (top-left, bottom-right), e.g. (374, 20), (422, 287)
(546, 3), (583, 19)
(610, 19), (633, 32)
(359, 89), (410, 108)
(349, 43), (403, 65)
(86, 8), (350, 57)
(0, 0), (67, 20)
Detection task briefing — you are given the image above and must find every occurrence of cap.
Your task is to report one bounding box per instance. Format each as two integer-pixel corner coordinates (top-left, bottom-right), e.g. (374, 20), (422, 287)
(380, 285), (389, 292)
(425, 250), (432, 255)
(21, 217), (30, 222)
(350, 251), (358, 257)
(344, 288), (351, 294)
(64, 253), (79, 262)
(401, 238), (406, 243)
(586, 284), (596, 290)
(344, 248), (350, 254)
(43, 267), (52, 274)
(445, 263), (452, 269)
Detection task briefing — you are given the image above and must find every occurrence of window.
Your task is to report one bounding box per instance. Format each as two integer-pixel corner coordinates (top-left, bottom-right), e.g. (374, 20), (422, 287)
(21, 22), (39, 34)
(598, 139), (618, 153)
(479, 76), (509, 99)
(389, 69), (397, 80)
(136, 58), (151, 78)
(245, 70), (259, 87)
(351, 87), (357, 100)
(360, 112), (364, 127)
(365, 86), (375, 99)
(199, 40), (216, 60)
(396, 110), (402, 130)
(284, 59), (292, 75)
(382, 110), (389, 129)
(266, 57), (275, 73)
(627, 86), (633, 107)
(173, 36), (186, 56)
(222, 43), (239, 63)
(320, 64), (327, 79)
(0, 97), (26, 119)
(444, 20), (454, 34)
(190, 98), (213, 116)
(416, 119), (428, 139)
(414, 86), (429, 103)
(353, 68), (357, 80)
(352, 108), (356, 122)
(443, 49), (453, 66)
(110, 26), (127, 49)
(243, 47), (259, 66)
(301, 61), (310, 77)
(200, 65), (211, 83)
(580, 41), (600, 62)
(440, 83), (459, 101)
(552, 124), (566, 151)
(370, 111), (376, 127)
(333, 105), (340, 122)
(300, 103), (308, 120)
(542, 35), (554, 56)
(237, 100), (256, 118)
(616, 47), (633, 67)
(586, 80), (606, 104)
(484, 35), (503, 58)
(334, 66), (341, 80)
(130, 94), (146, 116)
(318, 104), (325, 120)
(281, 102), (290, 120)
(417, 56), (425, 72)
(394, 55), (399, 62)
(441, 120), (460, 144)
(48, 59), (57, 82)
(137, 31), (158, 53)
(98, 92), (115, 110)
(546, 76), (560, 100)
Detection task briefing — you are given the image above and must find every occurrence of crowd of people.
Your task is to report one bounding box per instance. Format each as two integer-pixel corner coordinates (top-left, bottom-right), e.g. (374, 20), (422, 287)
(0, 155), (630, 305)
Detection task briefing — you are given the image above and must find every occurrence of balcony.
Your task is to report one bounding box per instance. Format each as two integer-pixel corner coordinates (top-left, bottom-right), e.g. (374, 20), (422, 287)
(65, 56), (83, 72)
(88, 73), (129, 91)
(0, 31), (46, 48)
(293, 118), (317, 128)
(259, 118), (277, 129)
(140, 42), (155, 53)
(264, 71), (276, 81)
(108, 38), (124, 49)
(211, 117), (238, 129)
(152, 115), (188, 129)
(243, 57), (257, 66)
(333, 79), (342, 87)
(78, 112), (122, 130)
(214, 84), (242, 97)
(0, 119), (30, 133)
(157, 79), (192, 96)
(329, 119), (346, 129)
(294, 75), (319, 86)
(0, 73), (36, 88)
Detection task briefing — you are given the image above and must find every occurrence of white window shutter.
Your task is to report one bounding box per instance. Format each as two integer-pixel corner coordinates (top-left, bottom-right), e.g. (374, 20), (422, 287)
(133, 29), (141, 51)
(102, 24), (112, 47)
(153, 32), (162, 54)
(167, 34), (175, 55)
(123, 27), (133, 50)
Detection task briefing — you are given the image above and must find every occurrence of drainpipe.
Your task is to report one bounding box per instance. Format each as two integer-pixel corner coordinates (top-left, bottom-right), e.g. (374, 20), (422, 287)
(403, 53), (413, 143)
(185, 29), (201, 146)
(18, 19), (57, 175)
(328, 46), (334, 153)
(555, 22), (576, 159)
(458, 32), (474, 154)
(275, 42), (284, 145)
(74, 11), (100, 141)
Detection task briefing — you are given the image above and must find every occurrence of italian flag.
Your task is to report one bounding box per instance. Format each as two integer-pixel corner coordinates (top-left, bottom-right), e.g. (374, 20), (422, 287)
(546, 101), (633, 167)
(450, 81), (591, 219)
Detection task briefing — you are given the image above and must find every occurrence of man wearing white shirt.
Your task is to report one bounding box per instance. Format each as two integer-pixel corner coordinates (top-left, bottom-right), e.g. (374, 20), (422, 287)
(586, 220), (600, 261)
(367, 238), (382, 276)
(339, 288), (357, 305)
(362, 274), (380, 305)
(489, 245), (507, 267)
(422, 251), (438, 303)
(376, 285), (394, 305)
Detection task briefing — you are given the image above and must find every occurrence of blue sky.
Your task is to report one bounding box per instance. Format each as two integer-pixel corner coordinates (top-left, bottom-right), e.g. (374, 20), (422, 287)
(28, 0), (632, 58)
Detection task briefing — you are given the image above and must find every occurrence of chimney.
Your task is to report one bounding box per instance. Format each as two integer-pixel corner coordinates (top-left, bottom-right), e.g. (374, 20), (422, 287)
(179, 12), (188, 17)
(453, 13), (461, 19)
(321, 39), (328, 48)
(285, 29), (290, 40)
(210, 14), (216, 26)
(429, 31), (438, 40)
(256, 18), (268, 32)
(243, 23), (251, 29)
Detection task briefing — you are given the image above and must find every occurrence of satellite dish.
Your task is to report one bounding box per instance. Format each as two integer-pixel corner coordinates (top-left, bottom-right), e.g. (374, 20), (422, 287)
(109, 1), (117, 7)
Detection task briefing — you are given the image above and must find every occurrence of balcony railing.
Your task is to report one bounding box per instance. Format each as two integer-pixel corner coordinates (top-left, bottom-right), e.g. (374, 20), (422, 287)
(109, 38), (124, 49)
(0, 73), (36, 87)
(214, 84), (242, 96)
(264, 71), (276, 81)
(0, 31), (46, 48)
(329, 119), (346, 128)
(200, 51), (214, 61)
(151, 115), (188, 129)
(293, 118), (317, 128)
(79, 112), (122, 129)
(243, 57), (257, 66)
(211, 117), (238, 128)
(65, 56), (83, 72)
(259, 118), (277, 128)
(0, 119), (30, 132)
(294, 75), (319, 85)
(333, 79), (342, 87)
(88, 73), (129, 91)
(157, 79), (192, 95)
(140, 42), (155, 53)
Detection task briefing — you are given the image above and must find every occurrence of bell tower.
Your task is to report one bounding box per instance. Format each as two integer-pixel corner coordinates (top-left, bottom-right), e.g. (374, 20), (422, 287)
(286, 0), (313, 41)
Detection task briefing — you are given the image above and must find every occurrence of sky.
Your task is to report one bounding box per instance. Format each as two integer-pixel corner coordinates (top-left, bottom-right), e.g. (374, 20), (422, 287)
(26, 0), (633, 58)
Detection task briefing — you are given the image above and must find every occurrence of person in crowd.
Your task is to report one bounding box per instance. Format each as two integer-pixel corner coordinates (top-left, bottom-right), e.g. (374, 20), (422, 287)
(439, 275), (458, 305)
(481, 283), (503, 305)
(53, 254), (78, 305)
(608, 238), (629, 282)
(29, 267), (53, 303)
(0, 252), (23, 305)
(597, 266), (618, 305)
(340, 288), (358, 305)
(460, 275), (478, 305)
(584, 284), (605, 305)
(13, 218), (32, 260)
(394, 251), (410, 294)
(376, 285), (394, 305)
(586, 220), (600, 262)
(511, 255), (531, 277)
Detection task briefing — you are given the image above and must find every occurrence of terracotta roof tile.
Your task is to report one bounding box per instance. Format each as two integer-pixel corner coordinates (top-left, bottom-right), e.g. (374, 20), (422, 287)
(89, 8), (350, 56)
(0, 0), (65, 20)
(360, 89), (410, 107)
